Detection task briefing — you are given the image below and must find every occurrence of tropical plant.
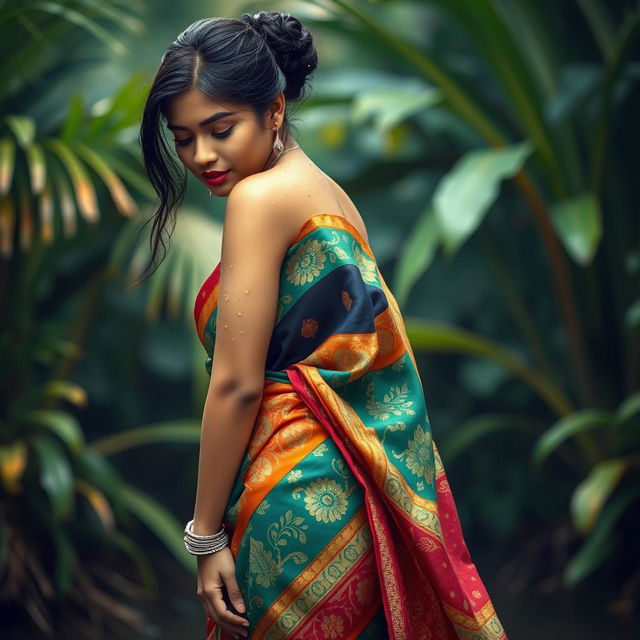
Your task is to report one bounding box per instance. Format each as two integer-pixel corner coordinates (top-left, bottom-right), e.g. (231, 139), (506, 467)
(0, 1), (221, 636)
(299, 0), (640, 611)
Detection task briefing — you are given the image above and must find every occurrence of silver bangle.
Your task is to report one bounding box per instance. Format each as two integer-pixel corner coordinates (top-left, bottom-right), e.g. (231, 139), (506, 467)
(183, 519), (229, 555)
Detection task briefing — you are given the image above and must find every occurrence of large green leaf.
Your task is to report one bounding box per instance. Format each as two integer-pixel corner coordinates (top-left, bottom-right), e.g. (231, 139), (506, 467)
(432, 0), (559, 177)
(75, 447), (127, 517)
(433, 141), (533, 254)
(616, 391), (640, 423)
(25, 409), (85, 456)
(392, 205), (441, 309)
(441, 413), (542, 463)
(4, 115), (36, 147)
(570, 458), (629, 534)
(30, 434), (75, 520)
(550, 193), (602, 266)
(91, 420), (201, 456)
(351, 86), (442, 132)
(314, 0), (507, 146)
(532, 409), (614, 467)
(73, 141), (138, 216)
(45, 138), (99, 221)
(120, 483), (196, 574)
(0, 137), (16, 194)
(565, 484), (640, 587)
(404, 317), (572, 415)
(28, 0), (129, 55)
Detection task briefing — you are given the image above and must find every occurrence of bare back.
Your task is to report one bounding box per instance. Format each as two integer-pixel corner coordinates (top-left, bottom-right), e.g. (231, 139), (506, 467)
(264, 151), (370, 247)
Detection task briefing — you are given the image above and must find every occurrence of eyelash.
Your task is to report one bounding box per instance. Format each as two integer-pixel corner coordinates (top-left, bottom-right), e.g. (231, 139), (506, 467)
(175, 127), (234, 147)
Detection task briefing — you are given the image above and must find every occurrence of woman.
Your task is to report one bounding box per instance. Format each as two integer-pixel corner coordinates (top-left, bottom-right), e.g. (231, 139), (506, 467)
(140, 10), (508, 640)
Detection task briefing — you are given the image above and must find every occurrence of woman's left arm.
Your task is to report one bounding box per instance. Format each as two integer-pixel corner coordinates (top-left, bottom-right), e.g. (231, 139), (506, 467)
(191, 177), (296, 635)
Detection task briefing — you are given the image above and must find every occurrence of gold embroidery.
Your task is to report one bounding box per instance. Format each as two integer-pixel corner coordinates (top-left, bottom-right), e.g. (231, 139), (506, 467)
(286, 238), (326, 285)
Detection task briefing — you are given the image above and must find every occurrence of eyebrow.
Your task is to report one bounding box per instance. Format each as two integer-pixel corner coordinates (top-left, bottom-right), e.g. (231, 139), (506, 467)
(167, 111), (238, 131)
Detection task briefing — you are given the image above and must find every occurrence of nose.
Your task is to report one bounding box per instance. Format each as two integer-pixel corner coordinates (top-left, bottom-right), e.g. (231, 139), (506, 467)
(193, 136), (218, 167)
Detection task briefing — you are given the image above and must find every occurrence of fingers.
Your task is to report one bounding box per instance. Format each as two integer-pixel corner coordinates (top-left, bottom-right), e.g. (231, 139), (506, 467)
(200, 585), (250, 638)
(222, 570), (247, 615)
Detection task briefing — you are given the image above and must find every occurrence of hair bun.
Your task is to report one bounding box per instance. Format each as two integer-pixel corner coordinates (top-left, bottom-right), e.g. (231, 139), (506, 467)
(241, 11), (317, 102)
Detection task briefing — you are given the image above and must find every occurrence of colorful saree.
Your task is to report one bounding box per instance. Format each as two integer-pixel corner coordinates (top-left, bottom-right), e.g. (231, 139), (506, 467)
(194, 213), (508, 640)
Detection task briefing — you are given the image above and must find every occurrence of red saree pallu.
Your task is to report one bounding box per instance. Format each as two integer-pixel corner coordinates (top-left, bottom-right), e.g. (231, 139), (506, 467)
(194, 214), (508, 640)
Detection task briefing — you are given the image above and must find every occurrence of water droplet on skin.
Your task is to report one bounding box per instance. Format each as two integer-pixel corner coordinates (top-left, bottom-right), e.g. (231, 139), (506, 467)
(244, 289), (249, 294)
(224, 325), (228, 329)
(231, 337), (235, 341)
(240, 330), (245, 334)
(238, 312), (242, 316)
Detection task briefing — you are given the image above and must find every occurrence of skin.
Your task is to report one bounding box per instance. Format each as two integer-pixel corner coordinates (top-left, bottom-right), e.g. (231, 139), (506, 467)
(164, 87), (369, 639)
(166, 86), (296, 197)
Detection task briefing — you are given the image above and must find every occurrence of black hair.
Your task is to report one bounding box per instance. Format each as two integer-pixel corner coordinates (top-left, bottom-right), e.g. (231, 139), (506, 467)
(136, 11), (317, 284)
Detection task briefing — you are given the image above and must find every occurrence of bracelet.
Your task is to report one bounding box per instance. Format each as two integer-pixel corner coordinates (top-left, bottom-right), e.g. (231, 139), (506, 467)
(183, 519), (229, 555)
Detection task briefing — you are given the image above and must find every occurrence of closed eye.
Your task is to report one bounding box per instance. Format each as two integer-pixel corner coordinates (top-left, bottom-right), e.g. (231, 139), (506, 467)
(174, 126), (234, 147)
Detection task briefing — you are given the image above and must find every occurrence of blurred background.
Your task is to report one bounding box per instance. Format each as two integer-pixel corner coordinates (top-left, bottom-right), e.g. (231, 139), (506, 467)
(1, 0), (639, 638)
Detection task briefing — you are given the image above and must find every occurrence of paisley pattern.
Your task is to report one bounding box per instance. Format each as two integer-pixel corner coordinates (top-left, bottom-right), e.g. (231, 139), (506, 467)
(194, 214), (508, 640)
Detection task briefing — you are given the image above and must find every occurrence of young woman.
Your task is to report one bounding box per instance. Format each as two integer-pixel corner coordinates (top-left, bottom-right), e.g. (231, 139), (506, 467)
(140, 11), (508, 640)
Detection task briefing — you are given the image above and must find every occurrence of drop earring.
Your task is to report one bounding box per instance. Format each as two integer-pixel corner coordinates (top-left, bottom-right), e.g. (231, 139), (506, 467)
(273, 121), (284, 156)
(208, 188), (213, 198)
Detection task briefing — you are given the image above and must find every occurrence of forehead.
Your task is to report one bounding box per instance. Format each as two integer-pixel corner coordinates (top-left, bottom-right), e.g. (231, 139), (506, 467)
(165, 88), (250, 127)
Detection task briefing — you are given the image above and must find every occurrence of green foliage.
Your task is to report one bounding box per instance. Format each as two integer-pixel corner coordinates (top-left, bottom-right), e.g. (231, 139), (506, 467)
(311, 0), (640, 605)
(0, 1), (207, 636)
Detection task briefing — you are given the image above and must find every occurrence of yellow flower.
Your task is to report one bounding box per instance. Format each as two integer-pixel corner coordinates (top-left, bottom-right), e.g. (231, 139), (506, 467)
(303, 478), (348, 523)
(286, 239), (326, 285)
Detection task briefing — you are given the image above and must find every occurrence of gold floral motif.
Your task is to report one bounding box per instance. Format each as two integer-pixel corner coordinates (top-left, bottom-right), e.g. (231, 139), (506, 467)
(365, 381), (416, 420)
(248, 510), (309, 588)
(472, 590), (482, 599)
(341, 290), (353, 310)
(320, 614), (344, 639)
(312, 442), (329, 457)
(353, 244), (378, 283)
(302, 478), (349, 523)
(256, 500), (270, 515)
(301, 318), (319, 338)
(417, 536), (439, 552)
(248, 538), (280, 588)
(392, 423), (435, 486)
(287, 469), (303, 483)
(286, 239), (326, 285)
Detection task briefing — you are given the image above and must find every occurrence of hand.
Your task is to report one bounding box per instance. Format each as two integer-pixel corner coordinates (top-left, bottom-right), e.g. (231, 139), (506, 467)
(197, 547), (250, 639)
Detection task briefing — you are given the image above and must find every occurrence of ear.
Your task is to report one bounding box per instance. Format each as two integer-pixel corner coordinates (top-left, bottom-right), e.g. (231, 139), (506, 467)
(267, 92), (286, 126)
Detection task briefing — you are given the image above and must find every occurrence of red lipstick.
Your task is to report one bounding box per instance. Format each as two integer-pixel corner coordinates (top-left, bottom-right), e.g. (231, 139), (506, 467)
(202, 170), (230, 186)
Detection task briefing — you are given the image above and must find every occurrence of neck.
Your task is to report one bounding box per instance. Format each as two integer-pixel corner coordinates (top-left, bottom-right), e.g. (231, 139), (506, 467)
(264, 130), (299, 170)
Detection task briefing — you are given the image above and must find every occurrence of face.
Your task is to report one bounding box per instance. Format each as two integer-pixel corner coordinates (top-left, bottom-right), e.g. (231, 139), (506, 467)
(165, 87), (285, 196)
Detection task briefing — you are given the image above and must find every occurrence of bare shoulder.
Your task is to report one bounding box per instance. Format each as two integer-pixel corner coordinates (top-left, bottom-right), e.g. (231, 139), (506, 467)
(225, 171), (301, 250)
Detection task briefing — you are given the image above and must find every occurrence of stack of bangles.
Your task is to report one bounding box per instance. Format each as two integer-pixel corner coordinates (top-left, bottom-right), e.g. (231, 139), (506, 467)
(183, 519), (229, 555)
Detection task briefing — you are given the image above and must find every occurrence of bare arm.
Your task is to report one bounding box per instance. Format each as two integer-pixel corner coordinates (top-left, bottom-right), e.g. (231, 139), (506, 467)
(192, 178), (294, 536)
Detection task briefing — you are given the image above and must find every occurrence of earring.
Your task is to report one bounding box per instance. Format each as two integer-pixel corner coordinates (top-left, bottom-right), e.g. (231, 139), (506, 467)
(208, 189), (213, 198)
(273, 121), (284, 156)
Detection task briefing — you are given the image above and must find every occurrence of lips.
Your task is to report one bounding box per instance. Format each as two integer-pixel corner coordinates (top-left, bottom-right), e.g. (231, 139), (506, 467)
(202, 170), (229, 178)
